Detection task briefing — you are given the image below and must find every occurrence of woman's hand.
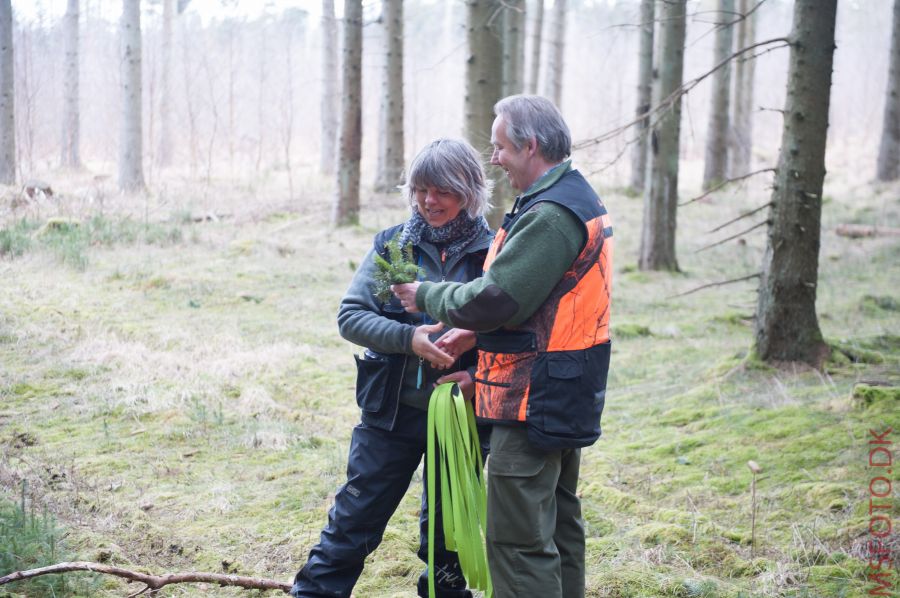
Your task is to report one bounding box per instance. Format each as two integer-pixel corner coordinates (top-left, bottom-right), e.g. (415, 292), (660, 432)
(435, 328), (476, 359)
(391, 282), (421, 313)
(436, 370), (475, 401)
(412, 323), (454, 369)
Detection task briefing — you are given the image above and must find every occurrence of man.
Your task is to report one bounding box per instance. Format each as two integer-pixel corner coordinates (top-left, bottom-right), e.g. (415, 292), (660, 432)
(392, 94), (613, 598)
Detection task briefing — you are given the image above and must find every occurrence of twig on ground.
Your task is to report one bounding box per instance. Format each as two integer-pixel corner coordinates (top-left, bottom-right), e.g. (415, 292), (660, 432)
(0, 562), (292, 594)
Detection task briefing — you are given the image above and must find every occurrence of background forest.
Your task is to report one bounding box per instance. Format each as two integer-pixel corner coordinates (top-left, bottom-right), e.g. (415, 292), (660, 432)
(0, 0), (898, 597)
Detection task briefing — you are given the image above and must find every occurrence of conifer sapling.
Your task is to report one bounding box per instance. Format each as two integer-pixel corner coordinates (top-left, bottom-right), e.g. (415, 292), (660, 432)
(372, 235), (422, 303)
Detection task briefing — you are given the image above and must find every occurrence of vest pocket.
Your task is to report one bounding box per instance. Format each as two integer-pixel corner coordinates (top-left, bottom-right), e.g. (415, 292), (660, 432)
(526, 343), (610, 451)
(354, 351), (390, 413)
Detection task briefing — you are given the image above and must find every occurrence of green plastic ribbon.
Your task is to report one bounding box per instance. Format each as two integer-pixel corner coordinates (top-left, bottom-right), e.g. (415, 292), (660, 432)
(427, 383), (492, 598)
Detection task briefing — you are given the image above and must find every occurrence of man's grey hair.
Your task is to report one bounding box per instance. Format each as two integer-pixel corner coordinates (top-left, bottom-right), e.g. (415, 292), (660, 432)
(403, 138), (493, 218)
(494, 95), (571, 163)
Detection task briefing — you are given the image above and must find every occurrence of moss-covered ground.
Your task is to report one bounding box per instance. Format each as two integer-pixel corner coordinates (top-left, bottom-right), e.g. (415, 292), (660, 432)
(0, 167), (897, 597)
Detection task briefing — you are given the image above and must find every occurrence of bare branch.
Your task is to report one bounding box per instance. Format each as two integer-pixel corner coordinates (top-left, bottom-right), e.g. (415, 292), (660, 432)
(669, 273), (761, 299)
(0, 562), (292, 594)
(696, 220), (768, 253)
(708, 202), (773, 234)
(680, 167), (776, 206)
(573, 37), (790, 151)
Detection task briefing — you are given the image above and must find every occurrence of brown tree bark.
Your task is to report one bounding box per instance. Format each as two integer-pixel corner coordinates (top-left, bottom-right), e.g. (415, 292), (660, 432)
(333, 0), (362, 226)
(61, 0), (81, 169)
(0, 0), (14, 184)
(877, 0), (900, 181)
(702, 0), (735, 191)
(118, 0), (145, 192)
(639, 0), (686, 271)
(629, 0), (654, 194)
(374, 0), (405, 192)
(320, 0), (339, 176)
(156, 0), (173, 168)
(543, 0), (566, 107)
(502, 0), (525, 96)
(729, 0), (757, 178)
(754, 0), (837, 366)
(527, 0), (543, 95)
(466, 0), (504, 228)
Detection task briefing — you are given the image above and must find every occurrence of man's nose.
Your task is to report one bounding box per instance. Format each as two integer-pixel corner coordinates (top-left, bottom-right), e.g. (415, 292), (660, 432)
(490, 149), (500, 165)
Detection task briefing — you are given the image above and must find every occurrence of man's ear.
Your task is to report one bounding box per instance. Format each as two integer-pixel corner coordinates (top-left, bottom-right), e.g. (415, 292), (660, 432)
(526, 137), (538, 156)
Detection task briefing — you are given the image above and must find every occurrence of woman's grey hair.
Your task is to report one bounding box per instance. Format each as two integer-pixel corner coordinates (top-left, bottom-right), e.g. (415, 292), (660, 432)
(403, 138), (493, 218)
(494, 95), (571, 163)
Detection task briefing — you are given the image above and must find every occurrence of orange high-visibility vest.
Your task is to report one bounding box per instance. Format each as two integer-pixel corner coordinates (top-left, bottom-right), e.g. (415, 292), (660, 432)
(474, 169), (613, 450)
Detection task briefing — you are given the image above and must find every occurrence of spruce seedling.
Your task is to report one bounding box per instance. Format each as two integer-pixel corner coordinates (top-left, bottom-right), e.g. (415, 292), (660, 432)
(372, 235), (422, 303)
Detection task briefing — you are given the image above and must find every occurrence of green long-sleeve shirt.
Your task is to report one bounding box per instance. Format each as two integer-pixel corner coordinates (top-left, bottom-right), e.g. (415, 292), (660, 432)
(415, 164), (587, 332)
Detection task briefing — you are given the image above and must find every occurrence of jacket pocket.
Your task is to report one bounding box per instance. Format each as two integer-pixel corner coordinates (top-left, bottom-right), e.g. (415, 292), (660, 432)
(354, 351), (390, 413)
(526, 343), (610, 451)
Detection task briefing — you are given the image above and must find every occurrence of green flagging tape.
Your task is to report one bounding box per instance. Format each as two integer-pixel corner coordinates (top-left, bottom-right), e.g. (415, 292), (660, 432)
(427, 383), (492, 598)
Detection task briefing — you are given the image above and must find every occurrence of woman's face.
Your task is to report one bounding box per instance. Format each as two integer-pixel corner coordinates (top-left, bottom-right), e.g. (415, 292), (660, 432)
(414, 186), (464, 228)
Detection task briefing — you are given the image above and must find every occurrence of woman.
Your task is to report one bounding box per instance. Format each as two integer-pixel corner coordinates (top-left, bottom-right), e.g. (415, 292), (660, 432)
(290, 138), (493, 598)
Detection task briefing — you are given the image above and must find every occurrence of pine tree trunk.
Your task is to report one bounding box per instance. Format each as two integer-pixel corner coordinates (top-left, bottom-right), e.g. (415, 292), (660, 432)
(629, 0), (653, 194)
(156, 0), (173, 168)
(527, 0), (543, 95)
(754, 0), (837, 366)
(320, 0), (338, 176)
(543, 0), (566, 107)
(466, 0), (505, 228)
(639, 0), (686, 272)
(118, 0), (144, 192)
(374, 0), (405, 192)
(61, 0), (80, 168)
(333, 0), (362, 226)
(877, 0), (900, 181)
(702, 0), (735, 191)
(0, 0), (14, 185)
(729, 0), (756, 177)
(502, 0), (525, 96)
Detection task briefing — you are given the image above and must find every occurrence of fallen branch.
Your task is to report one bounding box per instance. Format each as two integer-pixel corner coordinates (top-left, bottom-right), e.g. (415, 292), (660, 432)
(696, 220), (768, 253)
(680, 168), (776, 207)
(835, 224), (900, 239)
(0, 562), (292, 596)
(669, 273), (761, 299)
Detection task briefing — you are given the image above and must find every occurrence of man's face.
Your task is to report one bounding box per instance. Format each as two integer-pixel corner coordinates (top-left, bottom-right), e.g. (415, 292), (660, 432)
(491, 115), (531, 192)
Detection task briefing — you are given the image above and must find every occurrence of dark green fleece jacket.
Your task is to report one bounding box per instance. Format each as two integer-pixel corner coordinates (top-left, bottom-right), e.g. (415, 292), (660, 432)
(415, 161), (587, 331)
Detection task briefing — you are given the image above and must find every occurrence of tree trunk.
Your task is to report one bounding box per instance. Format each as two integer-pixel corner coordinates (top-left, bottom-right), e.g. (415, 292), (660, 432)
(639, 0), (686, 272)
(333, 0), (362, 226)
(702, 0), (735, 191)
(156, 0), (174, 169)
(877, 0), (900, 181)
(729, 0), (756, 178)
(60, 0), (80, 169)
(321, 0), (338, 176)
(543, 0), (566, 107)
(374, 0), (404, 192)
(629, 0), (653, 194)
(527, 0), (543, 95)
(466, 0), (505, 228)
(118, 0), (144, 192)
(502, 0), (525, 96)
(754, 0), (837, 366)
(0, 0), (14, 185)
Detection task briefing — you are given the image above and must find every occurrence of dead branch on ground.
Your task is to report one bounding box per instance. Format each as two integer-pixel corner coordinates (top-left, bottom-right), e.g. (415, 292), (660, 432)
(835, 224), (900, 239)
(0, 562), (292, 596)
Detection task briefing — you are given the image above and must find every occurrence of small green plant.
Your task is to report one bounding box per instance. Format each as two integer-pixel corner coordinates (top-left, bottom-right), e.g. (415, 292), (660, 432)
(0, 219), (36, 257)
(372, 235), (422, 303)
(0, 481), (96, 596)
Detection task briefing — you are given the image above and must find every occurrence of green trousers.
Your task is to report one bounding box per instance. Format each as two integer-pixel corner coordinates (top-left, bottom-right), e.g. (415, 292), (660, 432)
(485, 425), (585, 598)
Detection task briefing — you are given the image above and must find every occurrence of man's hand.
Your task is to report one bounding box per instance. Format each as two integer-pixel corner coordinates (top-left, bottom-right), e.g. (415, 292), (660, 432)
(435, 328), (476, 359)
(412, 323), (454, 369)
(436, 370), (475, 401)
(391, 282), (421, 313)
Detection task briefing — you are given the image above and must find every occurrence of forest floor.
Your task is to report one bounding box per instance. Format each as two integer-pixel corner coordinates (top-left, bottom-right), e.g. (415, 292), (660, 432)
(0, 162), (897, 598)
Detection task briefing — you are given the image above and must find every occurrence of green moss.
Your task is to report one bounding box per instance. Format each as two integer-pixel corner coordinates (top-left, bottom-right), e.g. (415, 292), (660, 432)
(613, 323), (653, 339)
(859, 294), (900, 313)
(711, 312), (752, 326)
(850, 383), (899, 407)
(632, 522), (692, 547)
